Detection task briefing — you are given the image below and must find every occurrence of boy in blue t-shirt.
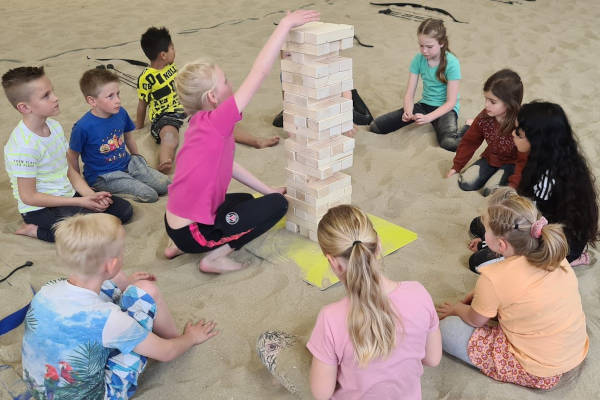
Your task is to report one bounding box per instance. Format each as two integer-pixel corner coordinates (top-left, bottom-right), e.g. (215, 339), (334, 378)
(68, 68), (169, 203)
(22, 213), (218, 400)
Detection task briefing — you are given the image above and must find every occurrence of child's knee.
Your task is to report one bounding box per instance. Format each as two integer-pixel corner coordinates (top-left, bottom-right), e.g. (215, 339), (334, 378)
(130, 279), (159, 301)
(136, 187), (159, 203)
(159, 126), (179, 145)
(269, 193), (288, 218)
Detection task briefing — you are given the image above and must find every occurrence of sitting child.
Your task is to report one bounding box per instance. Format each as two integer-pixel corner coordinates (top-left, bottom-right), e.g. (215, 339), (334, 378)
(437, 188), (588, 390)
(447, 69), (528, 193)
(68, 69), (169, 203)
(2, 66), (132, 242)
(162, 10), (321, 273)
(136, 27), (187, 173)
(257, 205), (441, 399)
(22, 213), (218, 399)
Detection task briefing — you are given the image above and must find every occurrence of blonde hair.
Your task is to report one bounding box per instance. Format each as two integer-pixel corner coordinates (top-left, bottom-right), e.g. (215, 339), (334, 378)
(175, 59), (219, 114)
(484, 188), (568, 271)
(317, 205), (399, 366)
(54, 213), (124, 276)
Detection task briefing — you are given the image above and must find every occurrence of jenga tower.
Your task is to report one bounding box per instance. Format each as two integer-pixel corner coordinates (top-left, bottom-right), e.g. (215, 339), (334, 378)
(281, 22), (355, 242)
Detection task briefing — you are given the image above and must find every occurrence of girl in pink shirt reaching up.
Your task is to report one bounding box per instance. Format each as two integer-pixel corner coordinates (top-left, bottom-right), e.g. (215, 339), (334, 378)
(257, 205), (441, 399)
(163, 10), (320, 273)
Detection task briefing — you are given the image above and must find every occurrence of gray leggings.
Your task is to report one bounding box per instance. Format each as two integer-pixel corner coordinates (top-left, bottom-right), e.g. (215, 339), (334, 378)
(440, 316), (476, 366)
(93, 154), (170, 203)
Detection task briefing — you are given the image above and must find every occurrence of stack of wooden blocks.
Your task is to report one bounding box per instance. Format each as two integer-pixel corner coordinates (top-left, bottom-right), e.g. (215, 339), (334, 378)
(281, 22), (355, 242)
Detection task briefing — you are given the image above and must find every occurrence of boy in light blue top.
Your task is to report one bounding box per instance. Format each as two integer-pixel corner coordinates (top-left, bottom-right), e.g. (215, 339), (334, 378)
(370, 18), (464, 152)
(22, 213), (218, 400)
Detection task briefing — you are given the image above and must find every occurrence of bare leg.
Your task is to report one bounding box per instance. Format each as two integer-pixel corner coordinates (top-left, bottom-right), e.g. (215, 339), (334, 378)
(133, 280), (178, 339)
(198, 244), (246, 274)
(164, 239), (184, 259)
(15, 223), (38, 238)
(234, 126), (279, 149)
(158, 126), (179, 173)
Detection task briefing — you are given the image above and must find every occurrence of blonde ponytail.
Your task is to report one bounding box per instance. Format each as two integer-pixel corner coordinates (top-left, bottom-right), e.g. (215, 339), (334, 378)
(318, 205), (399, 366)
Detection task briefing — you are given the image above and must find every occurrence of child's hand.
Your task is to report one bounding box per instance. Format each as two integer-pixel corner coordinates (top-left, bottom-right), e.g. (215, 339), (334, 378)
(79, 195), (110, 211)
(446, 169), (457, 178)
(281, 9), (320, 29)
(129, 272), (156, 283)
(184, 319), (219, 345)
(402, 111), (414, 122)
(414, 113), (432, 125)
(468, 238), (482, 252)
(435, 302), (456, 320)
(272, 186), (287, 195)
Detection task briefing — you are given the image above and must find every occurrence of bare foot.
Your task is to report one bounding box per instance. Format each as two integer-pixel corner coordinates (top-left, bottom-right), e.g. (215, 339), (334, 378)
(198, 256), (247, 274)
(164, 240), (184, 259)
(255, 136), (280, 149)
(158, 159), (173, 174)
(15, 223), (38, 238)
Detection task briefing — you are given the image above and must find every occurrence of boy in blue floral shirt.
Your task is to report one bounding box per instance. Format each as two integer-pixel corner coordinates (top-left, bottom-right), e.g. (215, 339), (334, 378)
(22, 213), (218, 399)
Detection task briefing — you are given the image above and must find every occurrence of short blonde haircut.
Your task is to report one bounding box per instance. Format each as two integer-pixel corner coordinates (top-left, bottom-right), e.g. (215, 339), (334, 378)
(54, 213), (124, 276)
(175, 59), (218, 114)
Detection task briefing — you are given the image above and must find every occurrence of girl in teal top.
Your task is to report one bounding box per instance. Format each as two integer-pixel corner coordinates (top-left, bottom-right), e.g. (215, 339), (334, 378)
(370, 18), (463, 152)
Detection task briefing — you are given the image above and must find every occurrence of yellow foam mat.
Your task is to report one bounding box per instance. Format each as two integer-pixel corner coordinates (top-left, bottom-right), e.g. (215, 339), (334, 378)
(246, 214), (417, 290)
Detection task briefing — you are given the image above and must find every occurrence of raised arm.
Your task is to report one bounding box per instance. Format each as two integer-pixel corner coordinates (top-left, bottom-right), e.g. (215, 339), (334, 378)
(233, 10), (320, 112)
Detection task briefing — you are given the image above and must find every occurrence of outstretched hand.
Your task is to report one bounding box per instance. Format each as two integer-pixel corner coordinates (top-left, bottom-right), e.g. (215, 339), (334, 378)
(185, 319), (219, 345)
(468, 238), (482, 252)
(446, 169), (457, 178)
(281, 9), (320, 29)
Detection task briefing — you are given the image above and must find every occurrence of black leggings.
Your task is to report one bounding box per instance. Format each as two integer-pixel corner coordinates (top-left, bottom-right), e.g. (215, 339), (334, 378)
(165, 193), (288, 253)
(21, 193), (133, 242)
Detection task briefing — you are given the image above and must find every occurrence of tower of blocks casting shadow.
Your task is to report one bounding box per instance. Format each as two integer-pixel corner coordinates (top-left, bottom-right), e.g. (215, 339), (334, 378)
(282, 22), (355, 242)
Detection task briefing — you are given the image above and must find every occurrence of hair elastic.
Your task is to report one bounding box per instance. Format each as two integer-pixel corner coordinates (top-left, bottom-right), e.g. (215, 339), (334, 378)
(352, 240), (362, 246)
(530, 217), (548, 239)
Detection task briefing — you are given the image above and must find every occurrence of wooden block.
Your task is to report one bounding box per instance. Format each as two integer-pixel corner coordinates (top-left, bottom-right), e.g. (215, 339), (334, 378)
(341, 37), (353, 49)
(282, 69), (352, 90)
(286, 171), (351, 199)
(282, 40), (340, 57)
(283, 97), (352, 122)
(341, 119), (354, 133)
(288, 22), (354, 45)
(288, 159), (335, 180)
(282, 81), (342, 101)
(281, 59), (329, 78)
(307, 110), (353, 131)
(287, 50), (340, 64)
(290, 141), (354, 170)
(287, 182), (353, 210)
(285, 220), (299, 233)
(284, 120), (344, 141)
(283, 111), (307, 129)
(341, 79), (354, 92)
(287, 212), (320, 232)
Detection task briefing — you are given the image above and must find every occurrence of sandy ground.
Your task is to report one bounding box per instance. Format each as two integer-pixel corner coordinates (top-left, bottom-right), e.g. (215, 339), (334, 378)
(1, 0), (599, 399)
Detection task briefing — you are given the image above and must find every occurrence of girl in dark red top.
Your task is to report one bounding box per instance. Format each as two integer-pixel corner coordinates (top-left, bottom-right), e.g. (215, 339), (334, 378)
(447, 69), (527, 193)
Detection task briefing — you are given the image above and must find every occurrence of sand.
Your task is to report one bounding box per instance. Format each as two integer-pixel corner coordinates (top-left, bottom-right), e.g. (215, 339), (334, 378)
(1, 0), (599, 399)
